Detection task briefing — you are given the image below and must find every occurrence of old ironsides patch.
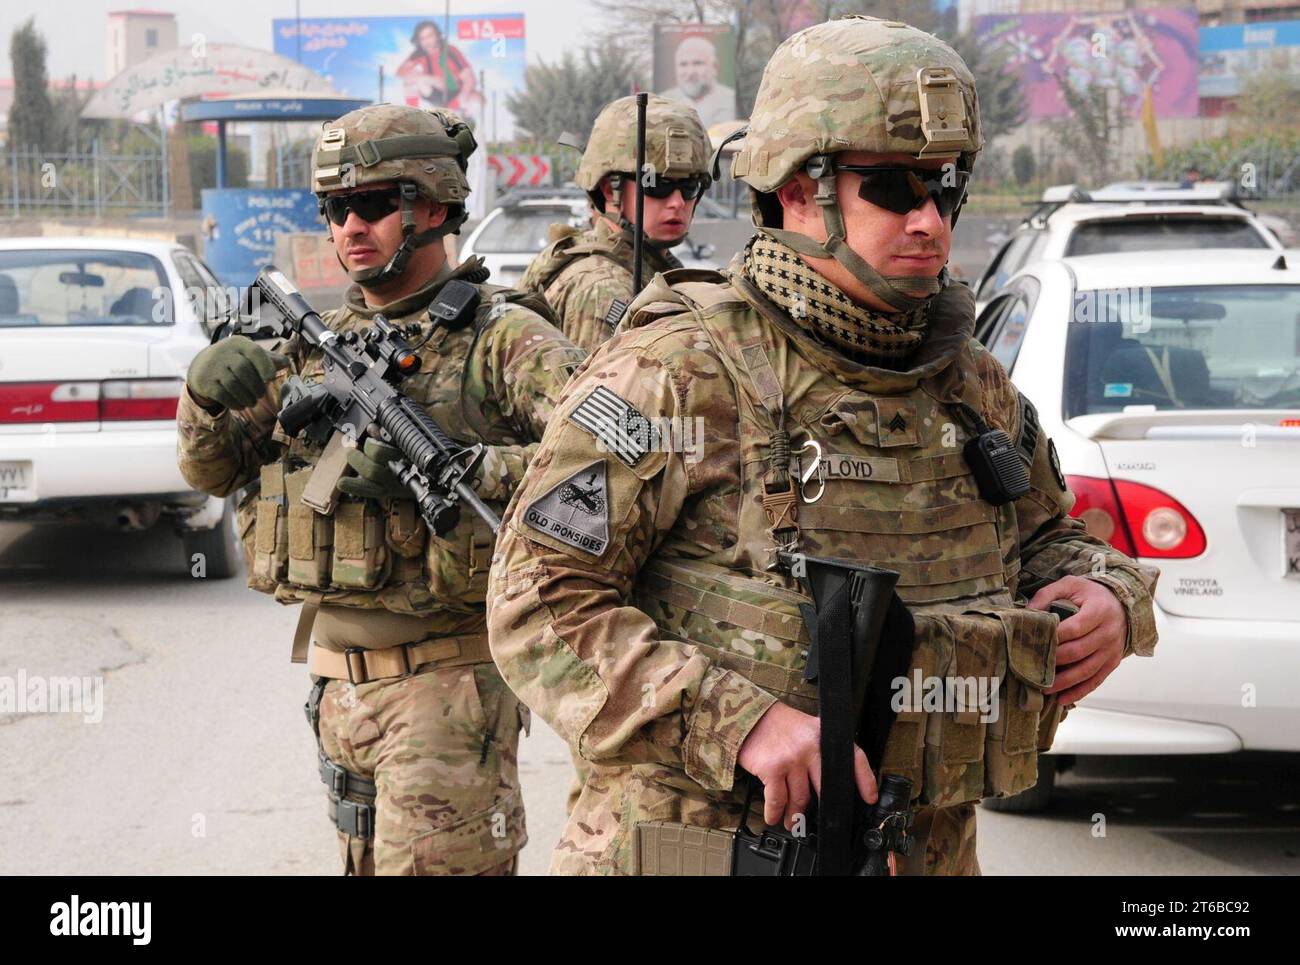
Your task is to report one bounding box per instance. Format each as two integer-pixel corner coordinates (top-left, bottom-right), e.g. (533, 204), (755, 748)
(569, 385), (652, 468)
(522, 460), (611, 555)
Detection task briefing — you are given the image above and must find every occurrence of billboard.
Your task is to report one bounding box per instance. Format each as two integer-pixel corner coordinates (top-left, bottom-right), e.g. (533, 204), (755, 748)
(272, 14), (527, 140)
(1200, 19), (1300, 98)
(974, 7), (1200, 121)
(653, 23), (738, 127)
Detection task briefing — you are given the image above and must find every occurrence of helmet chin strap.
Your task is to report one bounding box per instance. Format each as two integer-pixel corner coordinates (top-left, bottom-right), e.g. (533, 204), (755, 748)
(336, 182), (467, 287)
(759, 169), (947, 313)
(601, 173), (687, 251)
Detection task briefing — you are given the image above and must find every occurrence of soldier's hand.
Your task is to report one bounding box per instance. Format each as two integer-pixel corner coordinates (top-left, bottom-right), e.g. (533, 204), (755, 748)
(186, 336), (289, 413)
(338, 438), (407, 499)
(1030, 575), (1128, 706)
(737, 702), (878, 830)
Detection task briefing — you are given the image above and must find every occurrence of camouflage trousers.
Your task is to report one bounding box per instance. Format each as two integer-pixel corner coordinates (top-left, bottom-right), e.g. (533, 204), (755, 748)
(555, 763), (978, 876)
(316, 661), (527, 875)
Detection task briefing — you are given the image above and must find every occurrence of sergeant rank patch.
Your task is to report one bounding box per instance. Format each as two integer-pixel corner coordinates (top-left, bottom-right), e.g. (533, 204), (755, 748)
(522, 460), (610, 555)
(569, 385), (651, 467)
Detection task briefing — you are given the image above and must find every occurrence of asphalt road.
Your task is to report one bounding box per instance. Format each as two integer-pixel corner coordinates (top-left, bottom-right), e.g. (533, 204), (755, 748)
(2, 520), (1296, 876)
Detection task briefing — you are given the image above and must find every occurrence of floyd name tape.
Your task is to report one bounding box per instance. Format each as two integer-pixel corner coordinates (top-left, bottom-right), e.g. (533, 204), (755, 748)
(523, 460), (610, 555)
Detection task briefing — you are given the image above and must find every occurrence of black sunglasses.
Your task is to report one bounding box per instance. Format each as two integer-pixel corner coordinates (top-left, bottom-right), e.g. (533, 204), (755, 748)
(320, 187), (402, 226)
(633, 174), (710, 201)
(835, 164), (969, 218)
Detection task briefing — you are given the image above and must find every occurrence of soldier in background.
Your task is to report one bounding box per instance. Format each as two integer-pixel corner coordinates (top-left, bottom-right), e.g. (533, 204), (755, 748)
(486, 17), (1159, 876)
(177, 105), (585, 875)
(520, 95), (712, 352)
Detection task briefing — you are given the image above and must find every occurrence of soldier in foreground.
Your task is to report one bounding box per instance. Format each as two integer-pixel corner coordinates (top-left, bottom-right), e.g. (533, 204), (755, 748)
(520, 95), (712, 351)
(177, 105), (585, 875)
(486, 16), (1159, 875)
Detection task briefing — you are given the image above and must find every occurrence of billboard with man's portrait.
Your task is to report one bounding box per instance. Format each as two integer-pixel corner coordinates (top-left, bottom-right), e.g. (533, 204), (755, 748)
(271, 14), (527, 140)
(653, 23), (738, 128)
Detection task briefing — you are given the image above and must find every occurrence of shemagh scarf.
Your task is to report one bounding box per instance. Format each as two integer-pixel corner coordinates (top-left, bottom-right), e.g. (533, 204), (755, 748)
(743, 235), (931, 366)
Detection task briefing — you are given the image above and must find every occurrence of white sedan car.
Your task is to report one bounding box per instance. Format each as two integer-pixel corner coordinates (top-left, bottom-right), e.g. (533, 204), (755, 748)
(976, 248), (1300, 809)
(0, 237), (241, 577)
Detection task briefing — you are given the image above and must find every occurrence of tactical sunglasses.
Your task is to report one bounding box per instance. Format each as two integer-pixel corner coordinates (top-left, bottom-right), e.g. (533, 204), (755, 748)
(320, 187), (402, 226)
(835, 164), (969, 218)
(638, 174), (710, 201)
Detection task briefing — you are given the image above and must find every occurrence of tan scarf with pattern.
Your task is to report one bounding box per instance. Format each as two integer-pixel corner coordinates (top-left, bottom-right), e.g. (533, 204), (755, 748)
(743, 235), (932, 366)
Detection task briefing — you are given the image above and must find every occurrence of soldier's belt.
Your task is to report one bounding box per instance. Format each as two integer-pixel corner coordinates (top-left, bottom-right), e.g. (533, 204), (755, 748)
(310, 633), (491, 684)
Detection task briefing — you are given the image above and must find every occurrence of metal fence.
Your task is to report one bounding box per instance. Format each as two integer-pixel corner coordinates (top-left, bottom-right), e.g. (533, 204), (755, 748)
(0, 145), (170, 217)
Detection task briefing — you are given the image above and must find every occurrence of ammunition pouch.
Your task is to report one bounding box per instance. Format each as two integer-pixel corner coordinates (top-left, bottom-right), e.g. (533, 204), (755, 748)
(880, 607), (1063, 806)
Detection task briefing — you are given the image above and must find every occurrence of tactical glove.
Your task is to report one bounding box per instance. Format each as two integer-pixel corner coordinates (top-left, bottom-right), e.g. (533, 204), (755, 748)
(338, 438), (408, 500)
(186, 336), (289, 412)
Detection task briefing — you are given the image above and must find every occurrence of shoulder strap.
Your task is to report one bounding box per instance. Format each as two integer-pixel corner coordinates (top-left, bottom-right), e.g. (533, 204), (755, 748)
(473, 282), (562, 332)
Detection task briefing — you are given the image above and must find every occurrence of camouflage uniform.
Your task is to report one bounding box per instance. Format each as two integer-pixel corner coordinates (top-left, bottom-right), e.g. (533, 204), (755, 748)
(519, 95), (712, 353)
(486, 17), (1159, 876)
(179, 105), (586, 875)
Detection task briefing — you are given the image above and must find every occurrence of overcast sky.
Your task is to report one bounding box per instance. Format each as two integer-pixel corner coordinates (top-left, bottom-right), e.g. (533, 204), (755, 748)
(1, 0), (605, 81)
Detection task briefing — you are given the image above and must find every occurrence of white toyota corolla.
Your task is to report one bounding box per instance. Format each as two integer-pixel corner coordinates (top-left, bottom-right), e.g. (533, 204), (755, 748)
(975, 247), (1300, 809)
(0, 237), (241, 577)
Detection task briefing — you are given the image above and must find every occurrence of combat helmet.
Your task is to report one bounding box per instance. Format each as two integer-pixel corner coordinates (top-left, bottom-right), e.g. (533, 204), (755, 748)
(312, 104), (478, 286)
(576, 94), (712, 239)
(728, 15), (984, 311)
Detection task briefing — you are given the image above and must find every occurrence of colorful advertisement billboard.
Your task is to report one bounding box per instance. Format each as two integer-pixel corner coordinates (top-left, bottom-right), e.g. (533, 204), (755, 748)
(974, 7), (1200, 121)
(271, 14), (527, 140)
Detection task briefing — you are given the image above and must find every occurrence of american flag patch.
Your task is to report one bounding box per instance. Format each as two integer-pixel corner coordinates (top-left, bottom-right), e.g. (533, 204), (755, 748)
(603, 298), (629, 330)
(569, 385), (652, 468)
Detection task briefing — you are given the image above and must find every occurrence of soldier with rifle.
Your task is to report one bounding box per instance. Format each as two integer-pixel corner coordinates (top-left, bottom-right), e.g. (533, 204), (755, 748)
(177, 104), (585, 876)
(485, 16), (1159, 876)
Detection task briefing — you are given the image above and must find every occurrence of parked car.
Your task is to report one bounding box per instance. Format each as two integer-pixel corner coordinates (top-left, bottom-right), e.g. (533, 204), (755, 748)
(974, 182), (1284, 314)
(0, 238), (241, 577)
(459, 186), (727, 288)
(976, 248), (1300, 810)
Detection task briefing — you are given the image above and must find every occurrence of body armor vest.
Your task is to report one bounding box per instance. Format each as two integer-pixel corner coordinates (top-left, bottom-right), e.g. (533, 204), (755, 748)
(624, 269), (1064, 808)
(242, 281), (543, 619)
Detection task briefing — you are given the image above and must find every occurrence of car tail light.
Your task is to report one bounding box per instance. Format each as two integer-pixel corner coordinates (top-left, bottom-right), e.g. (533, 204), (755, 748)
(100, 379), (183, 421)
(1066, 474), (1206, 559)
(1112, 479), (1207, 558)
(0, 381), (100, 423)
(1065, 475), (1136, 556)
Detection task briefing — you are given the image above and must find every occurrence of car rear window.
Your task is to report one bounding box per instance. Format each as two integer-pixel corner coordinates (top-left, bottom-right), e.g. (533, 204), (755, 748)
(1064, 285), (1300, 416)
(1064, 217), (1269, 256)
(474, 208), (579, 254)
(0, 249), (172, 328)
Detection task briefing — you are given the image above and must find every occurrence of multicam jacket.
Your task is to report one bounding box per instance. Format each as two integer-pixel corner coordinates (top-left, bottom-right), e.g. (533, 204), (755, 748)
(486, 265), (1159, 875)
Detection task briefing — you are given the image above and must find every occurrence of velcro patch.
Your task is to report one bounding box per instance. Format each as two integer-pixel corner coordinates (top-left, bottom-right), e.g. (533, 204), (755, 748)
(1017, 392), (1040, 464)
(604, 297), (630, 330)
(874, 399), (918, 447)
(569, 385), (651, 468)
(792, 452), (901, 483)
(522, 460), (610, 556)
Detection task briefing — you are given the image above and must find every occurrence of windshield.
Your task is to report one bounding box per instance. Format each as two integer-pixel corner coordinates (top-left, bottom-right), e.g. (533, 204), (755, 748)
(1064, 285), (1300, 416)
(474, 207), (581, 254)
(1064, 217), (1270, 256)
(0, 249), (172, 328)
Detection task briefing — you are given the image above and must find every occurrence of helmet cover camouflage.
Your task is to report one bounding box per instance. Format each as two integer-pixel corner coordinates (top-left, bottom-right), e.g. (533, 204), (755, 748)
(312, 104), (477, 213)
(576, 94), (712, 193)
(731, 15), (982, 193)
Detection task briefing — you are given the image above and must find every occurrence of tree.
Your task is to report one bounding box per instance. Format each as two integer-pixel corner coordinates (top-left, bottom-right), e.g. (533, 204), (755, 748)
(8, 18), (58, 151)
(506, 43), (640, 148)
(1050, 83), (1129, 186)
(1011, 145), (1036, 186)
(945, 29), (1028, 144)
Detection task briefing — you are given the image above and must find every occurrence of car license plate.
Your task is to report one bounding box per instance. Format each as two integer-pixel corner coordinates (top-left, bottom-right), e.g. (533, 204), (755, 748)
(1287, 509), (1300, 578)
(0, 461), (31, 501)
